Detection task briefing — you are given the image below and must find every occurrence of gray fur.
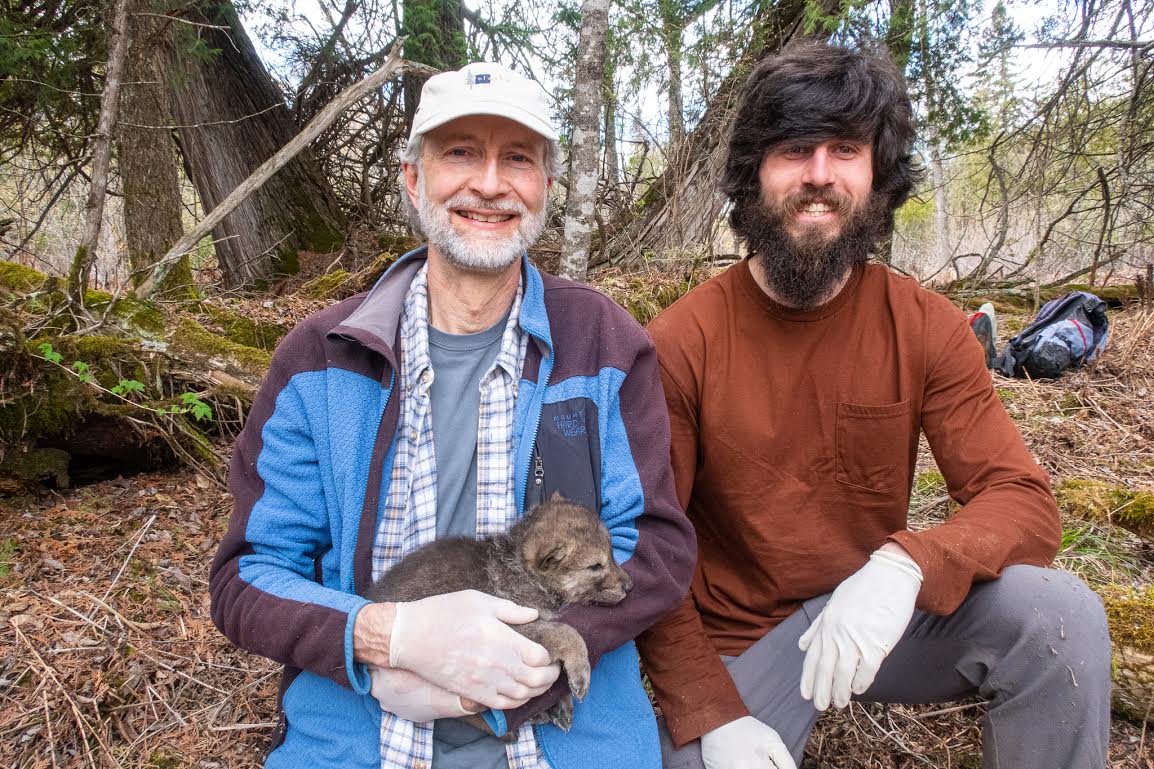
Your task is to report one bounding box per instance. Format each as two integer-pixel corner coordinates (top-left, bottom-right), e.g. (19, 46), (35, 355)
(367, 494), (632, 733)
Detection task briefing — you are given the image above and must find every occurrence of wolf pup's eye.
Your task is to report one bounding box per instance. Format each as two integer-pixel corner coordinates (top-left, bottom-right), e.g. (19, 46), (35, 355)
(587, 563), (605, 572)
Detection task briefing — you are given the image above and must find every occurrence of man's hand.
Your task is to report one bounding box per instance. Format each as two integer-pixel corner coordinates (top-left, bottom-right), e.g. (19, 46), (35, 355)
(386, 589), (560, 711)
(700, 716), (797, 769)
(369, 667), (485, 722)
(798, 545), (923, 710)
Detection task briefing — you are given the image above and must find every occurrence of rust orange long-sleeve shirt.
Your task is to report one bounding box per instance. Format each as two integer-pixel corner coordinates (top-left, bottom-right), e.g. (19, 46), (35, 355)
(636, 258), (1060, 747)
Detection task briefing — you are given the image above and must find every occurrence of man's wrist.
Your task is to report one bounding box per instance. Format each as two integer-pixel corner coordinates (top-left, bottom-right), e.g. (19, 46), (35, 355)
(353, 601), (397, 668)
(877, 541), (912, 560)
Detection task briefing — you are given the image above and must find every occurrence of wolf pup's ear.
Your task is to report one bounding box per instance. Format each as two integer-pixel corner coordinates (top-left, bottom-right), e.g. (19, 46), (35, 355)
(549, 491), (566, 503)
(535, 541), (572, 572)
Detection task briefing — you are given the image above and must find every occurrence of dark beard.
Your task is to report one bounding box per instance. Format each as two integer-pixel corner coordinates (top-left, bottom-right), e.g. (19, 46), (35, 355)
(736, 186), (887, 310)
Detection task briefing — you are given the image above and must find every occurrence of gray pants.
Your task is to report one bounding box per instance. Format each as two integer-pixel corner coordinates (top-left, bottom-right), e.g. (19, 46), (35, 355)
(660, 566), (1111, 769)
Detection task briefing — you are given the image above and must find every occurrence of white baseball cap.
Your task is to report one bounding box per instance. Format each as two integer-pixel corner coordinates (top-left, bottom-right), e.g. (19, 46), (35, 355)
(408, 62), (559, 142)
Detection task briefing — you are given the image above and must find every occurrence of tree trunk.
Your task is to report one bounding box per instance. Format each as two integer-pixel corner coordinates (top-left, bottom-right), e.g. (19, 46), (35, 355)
(69, 0), (131, 305)
(660, 0), (685, 159)
(606, 0), (833, 266)
(401, 0), (466, 133)
(559, 0), (609, 283)
(603, 58), (620, 189)
(930, 134), (951, 274)
(118, 0), (191, 297)
(165, 1), (345, 288)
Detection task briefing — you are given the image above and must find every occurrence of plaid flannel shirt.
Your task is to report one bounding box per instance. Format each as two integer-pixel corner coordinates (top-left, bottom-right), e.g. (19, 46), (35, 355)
(371, 263), (544, 769)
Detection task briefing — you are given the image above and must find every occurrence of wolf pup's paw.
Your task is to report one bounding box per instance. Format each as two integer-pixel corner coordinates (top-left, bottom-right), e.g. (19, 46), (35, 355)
(565, 657), (590, 700)
(546, 695), (574, 731)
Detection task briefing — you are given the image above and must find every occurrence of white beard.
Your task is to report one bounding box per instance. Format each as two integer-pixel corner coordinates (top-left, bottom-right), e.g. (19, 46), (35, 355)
(417, 181), (547, 273)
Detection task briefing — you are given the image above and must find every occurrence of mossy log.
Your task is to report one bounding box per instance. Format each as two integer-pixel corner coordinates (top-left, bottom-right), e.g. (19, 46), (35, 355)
(0, 260), (272, 489)
(953, 282), (1140, 314)
(1055, 479), (1154, 542)
(1099, 584), (1154, 721)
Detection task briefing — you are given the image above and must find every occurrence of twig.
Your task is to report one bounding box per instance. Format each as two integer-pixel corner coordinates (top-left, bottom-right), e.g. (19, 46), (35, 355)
(99, 513), (157, 605)
(42, 685), (58, 769)
(80, 590), (164, 633)
(208, 721), (279, 731)
(914, 701), (985, 718)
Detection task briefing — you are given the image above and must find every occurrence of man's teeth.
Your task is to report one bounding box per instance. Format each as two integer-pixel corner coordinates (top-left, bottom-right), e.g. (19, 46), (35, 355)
(801, 204), (833, 214)
(458, 210), (514, 223)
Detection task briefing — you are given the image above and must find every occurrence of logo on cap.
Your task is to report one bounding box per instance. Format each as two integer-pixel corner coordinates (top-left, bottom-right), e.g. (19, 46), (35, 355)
(474, 73), (491, 85)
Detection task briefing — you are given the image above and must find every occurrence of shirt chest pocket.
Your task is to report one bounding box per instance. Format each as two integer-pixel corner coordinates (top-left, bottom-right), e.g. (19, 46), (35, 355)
(835, 400), (912, 493)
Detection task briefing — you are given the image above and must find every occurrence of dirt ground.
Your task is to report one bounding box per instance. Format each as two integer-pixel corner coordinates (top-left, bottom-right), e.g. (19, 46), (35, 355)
(2, 304), (1153, 768)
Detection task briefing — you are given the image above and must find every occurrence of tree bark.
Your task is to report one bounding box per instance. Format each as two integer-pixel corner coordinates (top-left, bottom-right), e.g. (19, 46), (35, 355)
(603, 58), (620, 189)
(606, 0), (834, 266)
(69, 0), (131, 305)
(930, 135), (951, 274)
(559, 0), (610, 283)
(165, 0), (346, 288)
(118, 0), (191, 297)
(138, 43), (405, 298)
(660, 0), (685, 159)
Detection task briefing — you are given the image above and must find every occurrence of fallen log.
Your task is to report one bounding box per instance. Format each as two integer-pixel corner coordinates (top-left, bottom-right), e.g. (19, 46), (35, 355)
(1, 260), (275, 490)
(1099, 584), (1154, 721)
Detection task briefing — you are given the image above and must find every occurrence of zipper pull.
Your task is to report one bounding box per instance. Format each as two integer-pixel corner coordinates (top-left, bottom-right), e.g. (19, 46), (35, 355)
(533, 449), (544, 487)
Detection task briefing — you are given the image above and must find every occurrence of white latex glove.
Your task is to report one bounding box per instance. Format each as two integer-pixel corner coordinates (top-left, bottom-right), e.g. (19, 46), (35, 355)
(370, 666), (481, 722)
(799, 548), (923, 711)
(389, 589), (560, 711)
(700, 716), (797, 769)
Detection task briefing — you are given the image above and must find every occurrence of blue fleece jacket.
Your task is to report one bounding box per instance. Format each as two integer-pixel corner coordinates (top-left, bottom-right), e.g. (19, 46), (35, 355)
(209, 249), (696, 768)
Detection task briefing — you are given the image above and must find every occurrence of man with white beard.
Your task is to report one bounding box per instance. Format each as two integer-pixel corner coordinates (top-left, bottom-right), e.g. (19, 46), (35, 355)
(209, 62), (694, 769)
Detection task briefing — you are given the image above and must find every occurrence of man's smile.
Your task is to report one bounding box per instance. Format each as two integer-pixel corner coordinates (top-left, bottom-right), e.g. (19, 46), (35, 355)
(455, 208), (517, 224)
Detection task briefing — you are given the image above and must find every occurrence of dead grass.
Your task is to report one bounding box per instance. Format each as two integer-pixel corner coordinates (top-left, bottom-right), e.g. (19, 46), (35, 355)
(1, 302), (1152, 768)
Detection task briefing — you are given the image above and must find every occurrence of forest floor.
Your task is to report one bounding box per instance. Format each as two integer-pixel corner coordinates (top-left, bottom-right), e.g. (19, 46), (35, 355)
(2, 288), (1153, 769)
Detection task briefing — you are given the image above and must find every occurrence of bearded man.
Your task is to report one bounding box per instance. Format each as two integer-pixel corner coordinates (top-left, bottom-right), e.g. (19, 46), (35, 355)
(635, 44), (1110, 769)
(210, 62), (694, 769)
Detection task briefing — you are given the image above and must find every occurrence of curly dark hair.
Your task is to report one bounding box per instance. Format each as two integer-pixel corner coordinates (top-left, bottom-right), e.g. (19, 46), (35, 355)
(722, 42), (923, 236)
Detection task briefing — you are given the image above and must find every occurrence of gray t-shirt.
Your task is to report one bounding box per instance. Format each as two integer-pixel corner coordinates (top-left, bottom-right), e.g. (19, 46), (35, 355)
(426, 313), (512, 769)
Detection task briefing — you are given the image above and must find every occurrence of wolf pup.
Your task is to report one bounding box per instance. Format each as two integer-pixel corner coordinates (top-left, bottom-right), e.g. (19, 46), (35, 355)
(366, 493), (632, 734)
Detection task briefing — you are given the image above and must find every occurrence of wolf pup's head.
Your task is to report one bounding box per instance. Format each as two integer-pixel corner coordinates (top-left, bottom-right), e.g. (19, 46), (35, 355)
(517, 493), (633, 606)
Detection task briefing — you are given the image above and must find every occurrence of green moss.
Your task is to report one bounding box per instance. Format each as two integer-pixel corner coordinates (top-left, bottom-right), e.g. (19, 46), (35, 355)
(1000, 315), (1028, 336)
(0, 448), (70, 493)
(1043, 283), (1138, 306)
(170, 318), (271, 372)
(201, 304), (287, 351)
(148, 750), (180, 769)
(0, 356), (81, 445)
(913, 469), (946, 496)
(302, 269), (352, 299)
(1058, 392), (1085, 412)
(1056, 479), (1154, 540)
(150, 257), (198, 301)
(0, 538), (17, 578)
(0, 260), (47, 292)
(81, 293), (166, 336)
(376, 233), (420, 254)
(1101, 585), (1154, 655)
(273, 246), (301, 278)
(995, 387), (1018, 402)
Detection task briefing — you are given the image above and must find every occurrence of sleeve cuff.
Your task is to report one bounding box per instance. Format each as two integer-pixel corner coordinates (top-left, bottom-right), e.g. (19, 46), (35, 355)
(482, 709), (508, 737)
(344, 598), (374, 694)
(666, 698), (751, 748)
